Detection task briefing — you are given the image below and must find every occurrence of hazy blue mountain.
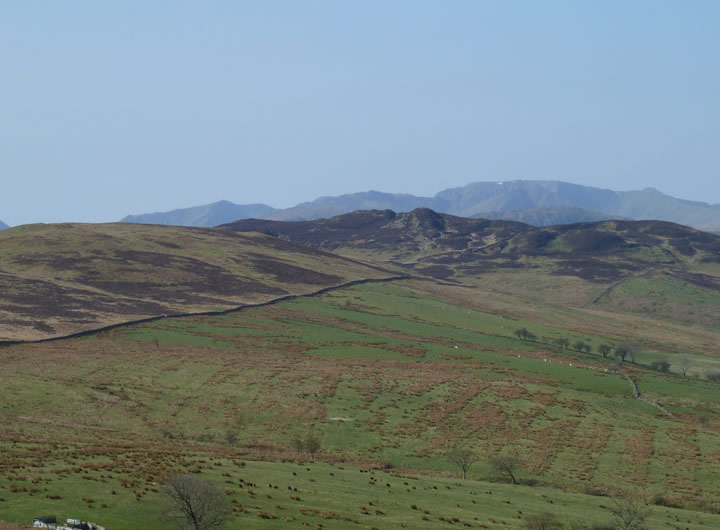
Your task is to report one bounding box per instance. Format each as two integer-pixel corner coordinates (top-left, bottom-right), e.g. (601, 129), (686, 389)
(472, 206), (630, 226)
(121, 200), (276, 227)
(266, 190), (432, 221)
(121, 180), (720, 233)
(433, 181), (720, 233)
(431, 181), (618, 216)
(0, 220), (8, 230)
(265, 181), (720, 232)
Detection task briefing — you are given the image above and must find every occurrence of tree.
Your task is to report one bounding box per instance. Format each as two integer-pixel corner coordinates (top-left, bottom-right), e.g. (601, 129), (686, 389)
(629, 348), (638, 364)
(491, 454), (521, 484)
(224, 430), (238, 446)
(679, 356), (691, 377)
(523, 512), (563, 530)
(291, 434), (305, 455)
(448, 448), (479, 479)
(573, 341), (592, 354)
(165, 474), (231, 530)
(598, 344), (611, 358)
(553, 337), (570, 350)
(515, 328), (529, 340)
(615, 343), (636, 363)
(608, 496), (649, 530)
(290, 431), (322, 460)
(304, 432), (322, 461)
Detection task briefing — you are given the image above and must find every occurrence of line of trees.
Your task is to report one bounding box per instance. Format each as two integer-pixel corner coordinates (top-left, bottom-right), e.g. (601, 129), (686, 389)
(512, 329), (701, 378)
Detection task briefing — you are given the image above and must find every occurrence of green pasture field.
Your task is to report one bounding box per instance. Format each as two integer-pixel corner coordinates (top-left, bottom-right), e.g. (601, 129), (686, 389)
(2, 452), (720, 530)
(1, 282), (720, 527)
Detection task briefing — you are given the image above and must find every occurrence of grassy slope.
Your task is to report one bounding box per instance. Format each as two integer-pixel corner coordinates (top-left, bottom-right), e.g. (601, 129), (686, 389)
(2, 456), (718, 530)
(0, 223), (395, 341)
(1, 282), (719, 528)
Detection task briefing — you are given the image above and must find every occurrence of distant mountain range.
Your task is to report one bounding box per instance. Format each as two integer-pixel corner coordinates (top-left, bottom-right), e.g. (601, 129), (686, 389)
(0, 220), (8, 230)
(121, 201), (275, 227)
(471, 206), (631, 226)
(121, 181), (720, 233)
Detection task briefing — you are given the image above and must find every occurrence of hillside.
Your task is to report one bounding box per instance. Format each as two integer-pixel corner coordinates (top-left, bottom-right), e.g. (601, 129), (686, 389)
(122, 180), (720, 233)
(0, 223), (395, 341)
(1, 280), (719, 528)
(121, 200), (276, 227)
(472, 206), (629, 226)
(225, 208), (528, 260)
(2, 213), (720, 528)
(225, 209), (720, 328)
(225, 208), (720, 268)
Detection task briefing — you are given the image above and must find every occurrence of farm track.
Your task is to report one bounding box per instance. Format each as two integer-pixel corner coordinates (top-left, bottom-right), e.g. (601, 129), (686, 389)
(0, 275), (414, 348)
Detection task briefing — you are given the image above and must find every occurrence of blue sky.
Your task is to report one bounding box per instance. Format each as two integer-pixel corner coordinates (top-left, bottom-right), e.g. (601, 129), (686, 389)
(1, 1), (718, 225)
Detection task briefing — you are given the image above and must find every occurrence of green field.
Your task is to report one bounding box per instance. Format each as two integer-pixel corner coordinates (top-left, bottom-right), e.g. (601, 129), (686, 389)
(2, 454), (719, 529)
(2, 281), (720, 528)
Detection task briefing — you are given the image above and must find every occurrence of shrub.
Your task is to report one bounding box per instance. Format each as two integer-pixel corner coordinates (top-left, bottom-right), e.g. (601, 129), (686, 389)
(583, 483), (606, 497)
(523, 512), (563, 529)
(650, 360), (671, 373)
(651, 494), (682, 509)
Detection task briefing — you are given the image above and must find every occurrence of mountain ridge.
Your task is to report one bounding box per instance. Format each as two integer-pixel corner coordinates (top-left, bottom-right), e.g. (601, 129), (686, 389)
(120, 180), (720, 234)
(0, 219), (8, 230)
(121, 200), (276, 227)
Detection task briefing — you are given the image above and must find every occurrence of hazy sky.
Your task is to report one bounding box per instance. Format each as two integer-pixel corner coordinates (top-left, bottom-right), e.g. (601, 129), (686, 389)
(1, 1), (718, 226)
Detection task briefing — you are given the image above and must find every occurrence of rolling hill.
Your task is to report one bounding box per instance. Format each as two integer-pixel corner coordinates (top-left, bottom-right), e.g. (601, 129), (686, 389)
(225, 208), (720, 328)
(0, 222), (396, 341)
(2, 277), (720, 528)
(2, 212), (720, 528)
(121, 200), (276, 227)
(122, 180), (720, 232)
(224, 208), (720, 268)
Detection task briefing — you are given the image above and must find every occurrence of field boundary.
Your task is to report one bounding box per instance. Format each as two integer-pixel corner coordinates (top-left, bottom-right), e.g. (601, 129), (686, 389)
(0, 275), (413, 348)
(624, 373), (675, 417)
